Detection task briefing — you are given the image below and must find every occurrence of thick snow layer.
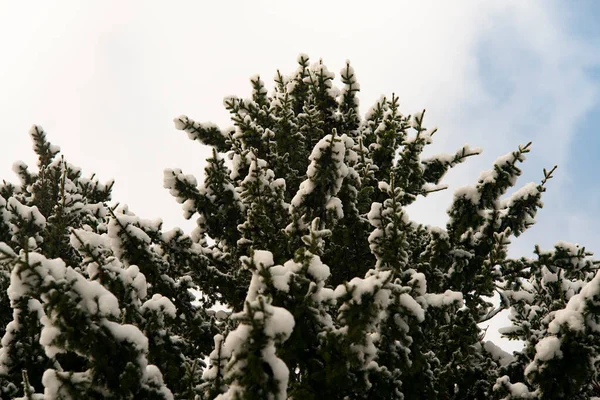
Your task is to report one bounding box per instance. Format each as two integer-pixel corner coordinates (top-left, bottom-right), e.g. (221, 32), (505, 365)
(424, 290), (463, 308)
(144, 365), (174, 400)
(263, 305), (295, 340)
(103, 320), (149, 352)
(39, 317), (63, 358)
(7, 253), (117, 318)
(7, 197), (46, 228)
(70, 228), (150, 304)
(11, 160), (28, 175)
(42, 369), (90, 399)
(506, 381), (531, 396)
(367, 202), (383, 227)
(524, 336), (563, 377)
(251, 250), (274, 269)
(503, 182), (540, 207)
(69, 228), (109, 252)
(451, 185), (481, 205)
(261, 345), (290, 399)
(222, 323), (251, 361)
(503, 289), (535, 303)
(0, 242), (16, 258)
(307, 254), (331, 282)
(126, 265), (149, 300)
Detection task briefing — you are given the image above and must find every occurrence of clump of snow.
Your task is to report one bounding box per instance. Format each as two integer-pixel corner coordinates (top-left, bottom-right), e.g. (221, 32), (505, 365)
(69, 228), (109, 253)
(399, 293), (425, 322)
(524, 336), (563, 377)
(203, 333), (230, 385)
(477, 150), (525, 191)
(42, 369), (91, 398)
(409, 272), (427, 296)
(367, 202), (383, 227)
(126, 265), (148, 300)
(538, 338), (563, 362)
(335, 270), (391, 304)
(218, 294), (295, 400)
(325, 196), (344, 219)
(144, 364), (174, 399)
(263, 305), (295, 340)
(215, 310), (230, 320)
(548, 270), (600, 335)
(173, 115), (189, 131)
(241, 250), (275, 302)
(270, 260), (300, 293)
(503, 288), (535, 303)
(339, 61), (360, 104)
(494, 375), (537, 399)
(290, 133), (353, 219)
(307, 254), (330, 282)
(141, 294), (177, 319)
(39, 317), (63, 358)
(249, 74), (268, 99)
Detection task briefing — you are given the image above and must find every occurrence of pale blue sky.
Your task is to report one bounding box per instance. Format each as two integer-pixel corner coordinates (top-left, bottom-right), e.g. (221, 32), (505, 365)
(0, 1), (599, 350)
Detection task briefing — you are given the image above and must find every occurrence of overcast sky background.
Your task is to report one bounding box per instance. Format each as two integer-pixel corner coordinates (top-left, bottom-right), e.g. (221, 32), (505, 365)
(1, 1), (599, 351)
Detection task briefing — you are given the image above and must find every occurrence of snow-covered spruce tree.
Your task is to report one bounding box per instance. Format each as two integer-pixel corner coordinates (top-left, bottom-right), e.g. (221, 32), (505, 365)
(167, 55), (573, 399)
(0, 127), (117, 397)
(493, 241), (600, 399)
(2, 56), (596, 399)
(0, 128), (199, 398)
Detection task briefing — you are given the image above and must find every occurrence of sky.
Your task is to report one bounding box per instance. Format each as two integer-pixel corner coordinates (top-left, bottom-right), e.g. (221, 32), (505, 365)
(1, 1), (599, 351)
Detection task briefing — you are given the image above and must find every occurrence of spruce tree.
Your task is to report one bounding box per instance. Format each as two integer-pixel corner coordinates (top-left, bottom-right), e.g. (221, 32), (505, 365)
(168, 55), (558, 399)
(1, 55), (598, 399)
(0, 128), (174, 398)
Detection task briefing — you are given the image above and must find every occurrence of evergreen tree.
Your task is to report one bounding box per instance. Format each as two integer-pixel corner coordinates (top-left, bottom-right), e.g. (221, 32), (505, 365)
(493, 241), (600, 399)
(1, 56), (596, 399)
(169, 55), (556, 399)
